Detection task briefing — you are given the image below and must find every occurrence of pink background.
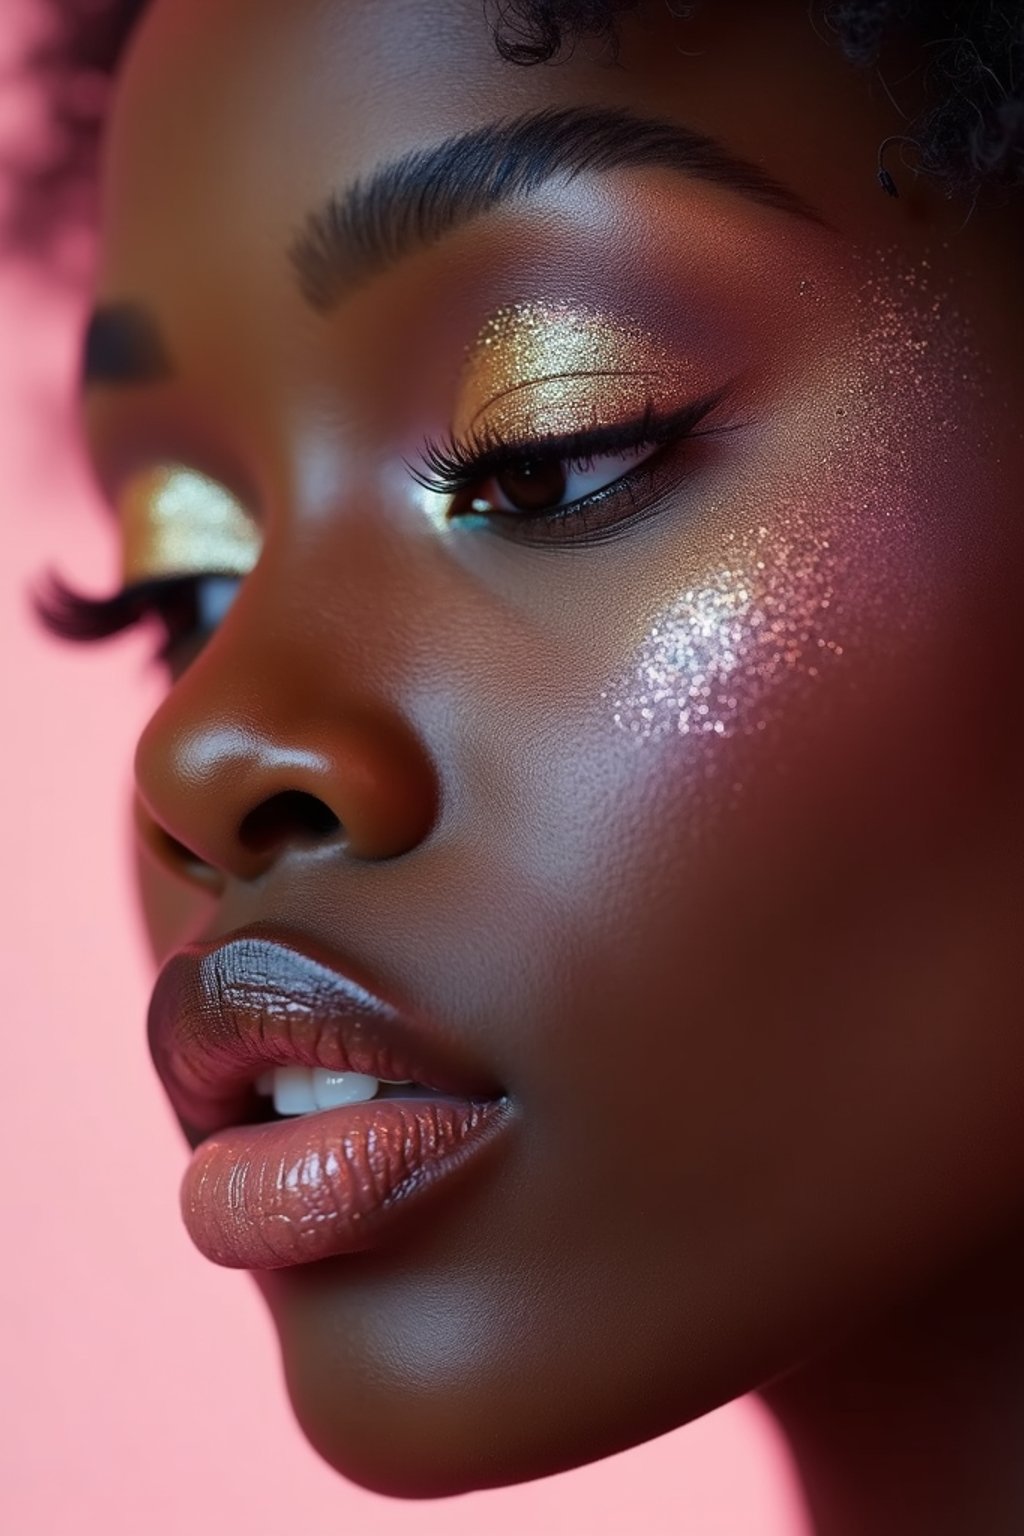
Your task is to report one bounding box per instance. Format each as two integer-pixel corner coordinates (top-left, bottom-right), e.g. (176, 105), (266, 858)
(2, 5), (810, 1530)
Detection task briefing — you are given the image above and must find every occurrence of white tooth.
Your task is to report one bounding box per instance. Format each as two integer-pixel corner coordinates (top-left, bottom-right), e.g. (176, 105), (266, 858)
(311, 1069), (380, 1109)
(272, 1066), (318, 1116)
(378, 1077), (415, 1085)
(255, 1070), (274, 1095)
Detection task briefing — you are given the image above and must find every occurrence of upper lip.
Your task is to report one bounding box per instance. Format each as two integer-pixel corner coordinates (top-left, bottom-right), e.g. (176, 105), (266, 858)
(147, 920), (504, 1140)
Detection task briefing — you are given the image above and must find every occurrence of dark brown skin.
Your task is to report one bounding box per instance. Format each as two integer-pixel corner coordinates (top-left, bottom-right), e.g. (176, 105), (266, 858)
(80, 0), (1024, 1527)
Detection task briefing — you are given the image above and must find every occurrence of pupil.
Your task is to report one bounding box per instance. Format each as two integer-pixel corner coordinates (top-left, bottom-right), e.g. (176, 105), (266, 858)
(496, 456), (567, 512)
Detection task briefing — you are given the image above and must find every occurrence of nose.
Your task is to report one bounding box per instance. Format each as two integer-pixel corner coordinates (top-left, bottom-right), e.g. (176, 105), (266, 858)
(132, 571), (440, 890)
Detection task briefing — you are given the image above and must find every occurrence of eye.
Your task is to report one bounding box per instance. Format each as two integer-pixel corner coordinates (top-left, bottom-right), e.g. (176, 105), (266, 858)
(152, 573), (241, 672)
(30, 569), (243, 679)
(468, 444), (654, 516)
(410, 386), (742, 546)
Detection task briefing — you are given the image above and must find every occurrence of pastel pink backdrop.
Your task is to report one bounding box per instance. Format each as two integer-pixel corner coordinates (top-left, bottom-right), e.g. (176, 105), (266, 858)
(2, 4), (811, 1531)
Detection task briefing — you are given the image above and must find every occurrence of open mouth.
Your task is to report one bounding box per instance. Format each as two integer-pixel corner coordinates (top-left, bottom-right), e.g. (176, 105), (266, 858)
(253, 1065), (464, 1122)
(151, 926), (512, 1267)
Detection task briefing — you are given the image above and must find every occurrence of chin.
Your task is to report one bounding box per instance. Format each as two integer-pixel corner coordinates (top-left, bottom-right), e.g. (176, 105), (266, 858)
(251, 1256), (749, 1500)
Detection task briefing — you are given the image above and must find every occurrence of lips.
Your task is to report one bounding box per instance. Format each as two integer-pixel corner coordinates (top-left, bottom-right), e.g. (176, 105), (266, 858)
(147, 922), (511, 1269)
(148, 921), (504, 1138)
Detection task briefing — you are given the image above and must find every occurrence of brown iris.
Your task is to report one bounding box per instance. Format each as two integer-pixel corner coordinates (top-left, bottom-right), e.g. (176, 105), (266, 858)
(494, 455), (568, 512)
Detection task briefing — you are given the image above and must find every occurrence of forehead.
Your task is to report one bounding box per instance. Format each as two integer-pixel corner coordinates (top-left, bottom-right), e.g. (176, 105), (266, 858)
(91, 0), (1018, 426)
(98, 0), (895, 269)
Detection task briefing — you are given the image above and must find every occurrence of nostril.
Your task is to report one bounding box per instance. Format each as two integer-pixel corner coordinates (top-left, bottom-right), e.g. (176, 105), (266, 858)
(238, 789), (341, 854)
(151, 823), (208, 874)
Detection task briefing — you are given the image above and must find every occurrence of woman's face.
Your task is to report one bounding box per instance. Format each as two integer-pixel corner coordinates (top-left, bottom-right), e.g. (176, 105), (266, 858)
(83, 0), (1024, 1499)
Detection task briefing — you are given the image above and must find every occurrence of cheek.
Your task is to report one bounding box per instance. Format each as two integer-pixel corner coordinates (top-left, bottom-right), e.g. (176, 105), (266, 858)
(510, 239), (1020, 1120)
(133, 819), (214, 965)
(592, 238), (1016, 849)
(478, 358), (1023, 1427)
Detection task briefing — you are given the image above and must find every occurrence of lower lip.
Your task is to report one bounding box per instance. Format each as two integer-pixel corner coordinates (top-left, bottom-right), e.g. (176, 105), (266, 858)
(179, 1095), (509, 1269)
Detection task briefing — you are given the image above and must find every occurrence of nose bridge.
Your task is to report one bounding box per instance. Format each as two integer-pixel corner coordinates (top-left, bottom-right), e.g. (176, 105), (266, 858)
(132, 520), (442, 885)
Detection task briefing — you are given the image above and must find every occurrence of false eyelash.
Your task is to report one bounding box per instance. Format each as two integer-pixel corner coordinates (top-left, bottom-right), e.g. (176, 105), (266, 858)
(408, 383), (735, 499)
(29, 567), (190, 654)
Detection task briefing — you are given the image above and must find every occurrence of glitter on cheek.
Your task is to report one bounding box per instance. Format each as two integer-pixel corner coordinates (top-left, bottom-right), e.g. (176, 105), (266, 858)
(600, 522), (846, 742)
(600, 242), (992, 750)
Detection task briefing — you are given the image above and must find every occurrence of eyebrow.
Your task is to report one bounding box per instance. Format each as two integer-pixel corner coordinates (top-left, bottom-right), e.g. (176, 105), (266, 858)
(80, 103), (831, 394)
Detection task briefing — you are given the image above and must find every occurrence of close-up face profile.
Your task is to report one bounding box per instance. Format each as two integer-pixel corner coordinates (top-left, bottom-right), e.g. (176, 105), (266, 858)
(25, 0), (1024, 1527)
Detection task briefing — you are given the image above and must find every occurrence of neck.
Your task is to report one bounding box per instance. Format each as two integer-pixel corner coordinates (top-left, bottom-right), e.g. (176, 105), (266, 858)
(757, 1222), (1024, 1536)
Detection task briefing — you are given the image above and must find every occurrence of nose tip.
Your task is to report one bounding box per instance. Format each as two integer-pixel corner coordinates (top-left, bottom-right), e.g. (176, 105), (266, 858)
(133, 707), (440, 890)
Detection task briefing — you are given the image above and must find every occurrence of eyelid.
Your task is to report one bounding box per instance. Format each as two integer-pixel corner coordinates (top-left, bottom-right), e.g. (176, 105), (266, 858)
(116, 463), (261, 585)
(460, 367), (677, 442)
(453, 299), (695, 444)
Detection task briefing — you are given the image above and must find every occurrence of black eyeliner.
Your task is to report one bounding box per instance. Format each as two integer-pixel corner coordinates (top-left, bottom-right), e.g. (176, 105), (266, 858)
(409, 382), (734, 497)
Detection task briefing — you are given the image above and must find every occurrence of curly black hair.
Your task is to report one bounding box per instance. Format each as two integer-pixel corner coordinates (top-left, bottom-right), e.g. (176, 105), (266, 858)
(5, 0), (1023, 274)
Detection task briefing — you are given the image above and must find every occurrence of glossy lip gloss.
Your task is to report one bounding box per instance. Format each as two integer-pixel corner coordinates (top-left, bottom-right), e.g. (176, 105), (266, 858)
(148, 924), (511, 1270)
(179, 1094), (509, 1270)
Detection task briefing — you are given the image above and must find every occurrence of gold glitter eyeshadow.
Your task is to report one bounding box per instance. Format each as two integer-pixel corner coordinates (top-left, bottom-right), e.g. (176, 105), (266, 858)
(119, 464), (262, 584)
(454, 300), (689, 442)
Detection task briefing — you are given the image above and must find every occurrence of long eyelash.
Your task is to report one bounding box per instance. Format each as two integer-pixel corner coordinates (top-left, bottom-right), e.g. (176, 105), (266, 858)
(409, 383), (735, 497)
(31, 386), (734, 649)
(29, 568), (187, 653)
